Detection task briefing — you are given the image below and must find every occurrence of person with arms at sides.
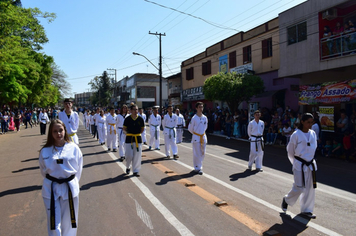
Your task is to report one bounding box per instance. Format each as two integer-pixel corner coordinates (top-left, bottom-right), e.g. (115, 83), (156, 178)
(138, 108), (147, 145)
(175, 108), (186, 144)
(106, 107), (118, 152)
(188, 102), (208, 175)
(116, 105), (128, 162)
(97, 110), (106, 145)
(93, 108), (100, 140)
(282, 113), (318, 219)
(58, 99), (80, 144)
(39, 109), (50, 135)
(148, 106), (161, 150)
(123, 104), (144, 177)
(247, 110), (265, 172)
(39, 119), (83, 236)
(162, 105), (179, 160)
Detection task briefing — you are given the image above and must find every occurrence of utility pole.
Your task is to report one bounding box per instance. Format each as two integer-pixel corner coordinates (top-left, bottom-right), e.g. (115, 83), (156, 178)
(149, 31), (166, 114)
(107, 68), (117, 106)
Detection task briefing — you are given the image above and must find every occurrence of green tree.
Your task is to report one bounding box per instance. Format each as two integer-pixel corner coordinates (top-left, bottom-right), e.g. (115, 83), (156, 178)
(203, 72), (264, 112)
(88, 71), (113, 106)
(51, 63), (72, 99)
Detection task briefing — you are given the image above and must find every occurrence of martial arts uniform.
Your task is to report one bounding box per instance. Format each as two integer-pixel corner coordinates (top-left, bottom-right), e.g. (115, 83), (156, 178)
(94, 112), (100, 140)
(188, 114), (208, 172)
(176, 113), (186, 143)
(247, 119), (265, 170)
(284, 129), (317, 214)
(39, 142), (83, 236)
(106, 114), (118, 151)
(86, 113), (90, 131)
(148, 113), (161, 149)
(124, 115), (144, 175)
(58, 111), (80, 145)
(97, 115), (106, 145)
(162, 113), (178, 158)
(39, 111), (50, 135)
(116, 114), (127, 158)
(90, 115), (95, 136)
(139, 112), (147, 144)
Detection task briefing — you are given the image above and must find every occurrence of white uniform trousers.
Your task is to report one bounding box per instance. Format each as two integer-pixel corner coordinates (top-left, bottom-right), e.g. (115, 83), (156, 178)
(192, 142), (206, 171)
(149, 128), (160, 149)
(107, 133), (117, 150)
(248, 141), (264, 169)
(117, 128), (126, 157)
(125, 143), (142, 173)
(284, 169), (315, 213)
(68, 133), (79, 145)
(176, 128), (183, 143)
(98, 124), (106, 144)
(164, 134), (178, 156)
(43, 196), (79, 236)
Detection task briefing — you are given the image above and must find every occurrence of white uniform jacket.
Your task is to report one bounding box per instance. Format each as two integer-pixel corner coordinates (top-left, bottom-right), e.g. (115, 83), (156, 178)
(188, 114), (208, 143)
(106, 114), (117, 135)
(149, 114), (161, 132)
(247, 119), (264, 140)
(94, 113), (100, 126)
(286, 129), (318, 172)
(58, 111), (79, 135)
(90, 115), (95, 125)
(162, 114), (178, 138)
(39, 142), (83, 200)
(139, 113), (147, 128)
(176, 114), (186, 128)
(39, 112), (50, 124)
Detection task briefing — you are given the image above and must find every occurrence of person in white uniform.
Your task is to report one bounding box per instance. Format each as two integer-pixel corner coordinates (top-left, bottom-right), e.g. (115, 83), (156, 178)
(123, 104), (144, 177)
(148, 106), (161, 150)
(175, 108), (186, 144)
(116, 105), (128, 161)
(188, 102), (208, 175)
(97, 110), (106, 145)
(93, 108), (100, 140)
(282, 113), (318, 219)
(39, 109), (50, 135)
(106, 107), (118, 152)
(39, 119), (83, 236)
(163, 105), (179, 159)
(247, 110), (265, 172)
(138, 108), (147, 145)
(58, 99), (80, 145)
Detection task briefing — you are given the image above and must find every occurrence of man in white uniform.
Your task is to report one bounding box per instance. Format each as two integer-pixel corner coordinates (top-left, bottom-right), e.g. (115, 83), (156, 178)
(116, 105), (128, 161)
(188, 102), (208, 175)
(58, 99), (80, 144)
(163, 105), (179, 159)
(106, 107), (118, 152)
(138, 108), (147, 145)
(247, 110), (265, 172)
(39, 109), (50, 135)
(175, 108), (186, 144)
(148, 106), (161, 150)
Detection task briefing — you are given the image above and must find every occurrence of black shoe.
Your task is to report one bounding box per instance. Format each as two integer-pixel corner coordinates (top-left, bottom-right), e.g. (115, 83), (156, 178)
(126, 168), (130, 174)
(113, 149), (117, 152)
(301, 212), (316, 219)
(281, 197), (288, 212)
(119, 157), (125, 162)
(198, 170), (203, 175)
(173, 155), (179, 160)
(256, 168), (263, 172)
(144, 142), (147, 145)
(133, 172), (140, 177)
(107, 148), (111, 151)
(165, 156), (170, 159)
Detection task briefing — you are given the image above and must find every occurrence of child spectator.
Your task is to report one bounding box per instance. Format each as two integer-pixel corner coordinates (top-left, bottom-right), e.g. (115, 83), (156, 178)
(330, 139), (342, 158)
(266, 123), (277, 145)
(271, 112), (280, 126)
(322, 140), (332, 157)
(282, 123), (292, 145)
(233, 117), (241, 138)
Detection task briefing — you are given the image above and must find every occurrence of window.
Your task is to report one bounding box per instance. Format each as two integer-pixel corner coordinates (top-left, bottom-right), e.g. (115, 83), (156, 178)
(262, 38), (273, 58)
(202, 60), (211, 76)
(186, 67), (194, 80)
(243, 45), (252, 63)
(229, 51), (236, 68)
(287, 21), (307, 45)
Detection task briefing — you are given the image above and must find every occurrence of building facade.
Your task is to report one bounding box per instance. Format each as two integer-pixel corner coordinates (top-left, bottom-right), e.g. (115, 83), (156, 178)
(166, 72), (182, 108)
(74, 92), (92, 108)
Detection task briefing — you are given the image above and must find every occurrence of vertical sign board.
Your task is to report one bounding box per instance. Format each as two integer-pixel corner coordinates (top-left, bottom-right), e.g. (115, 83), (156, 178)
(219, 55), (228, 74)
(248, 102), (259, 121)
(319, 106), (335, 132)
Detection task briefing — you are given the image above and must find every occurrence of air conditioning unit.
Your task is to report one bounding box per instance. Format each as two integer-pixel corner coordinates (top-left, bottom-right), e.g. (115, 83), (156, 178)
(322, 8), (337, 20)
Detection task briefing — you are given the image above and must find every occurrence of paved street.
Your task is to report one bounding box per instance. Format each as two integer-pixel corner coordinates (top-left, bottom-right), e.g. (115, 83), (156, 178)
(0, 119), (355, 236)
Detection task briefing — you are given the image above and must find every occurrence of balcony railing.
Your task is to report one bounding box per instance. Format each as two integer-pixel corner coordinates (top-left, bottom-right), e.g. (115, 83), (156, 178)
(321, 31), (356, 60)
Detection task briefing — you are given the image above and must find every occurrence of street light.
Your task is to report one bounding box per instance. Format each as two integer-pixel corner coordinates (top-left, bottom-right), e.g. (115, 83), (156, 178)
(132, 52), (162, 113)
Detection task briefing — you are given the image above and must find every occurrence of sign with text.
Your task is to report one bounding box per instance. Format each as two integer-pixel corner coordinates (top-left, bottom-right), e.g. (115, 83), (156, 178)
(219, 55), (228, 74)
(319, 106), (335, 132)
(182, 86), (205, 102)
(230, 63), (253, 74)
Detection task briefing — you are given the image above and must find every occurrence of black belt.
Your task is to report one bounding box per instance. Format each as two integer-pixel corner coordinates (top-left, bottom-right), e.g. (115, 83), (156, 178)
(251, 135), (264, 151)
(294, 156), (317, 189)
(46, 174), (77, 230)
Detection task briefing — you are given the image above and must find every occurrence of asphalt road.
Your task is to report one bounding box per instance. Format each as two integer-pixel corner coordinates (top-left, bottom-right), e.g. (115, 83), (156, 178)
(0, 117), (355, 236)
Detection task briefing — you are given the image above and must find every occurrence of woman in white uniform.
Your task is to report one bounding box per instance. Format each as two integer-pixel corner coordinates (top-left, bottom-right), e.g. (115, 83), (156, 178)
(97, 110), (106, 145)
(282, 113), (318, 219)
(39, 119), (83, 236)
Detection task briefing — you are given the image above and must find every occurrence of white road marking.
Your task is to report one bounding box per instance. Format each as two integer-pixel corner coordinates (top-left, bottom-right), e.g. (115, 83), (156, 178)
(129, 193), (154, 231)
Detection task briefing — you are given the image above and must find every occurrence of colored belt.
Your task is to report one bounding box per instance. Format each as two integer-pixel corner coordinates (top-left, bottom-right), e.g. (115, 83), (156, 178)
(177, 124), (183, 129)
(108, 123), (116, 134)
(117, 127), (123, 140)
(151, 125), (159, 140)
(68, 133), (76, 143)
(46, 174), (76, 230)
(165, 126), (175, 139)
(193, 132), (205, 154)
(294, 156), (317, 188)
(250, 135), (264, 152)
(126, 133), (141, 151)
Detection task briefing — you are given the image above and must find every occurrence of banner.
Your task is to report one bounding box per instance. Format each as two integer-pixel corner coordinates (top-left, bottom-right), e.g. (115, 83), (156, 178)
(219, 55), (228, 74)
(319, 106), (334, 132)
(299, 80), (356, 105)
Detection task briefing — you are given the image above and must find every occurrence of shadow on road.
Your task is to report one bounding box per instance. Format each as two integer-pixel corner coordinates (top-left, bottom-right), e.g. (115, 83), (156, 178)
(83, 159), (120, 169)
(0, 185), (42, 197)
(21, 157), (38, 162)
(263, 213), (310, 236)
(80, 173), (129, 191)
(229, 169), (259, 181)
(155, 170), (197, 186)
(12, 166), (39, 173)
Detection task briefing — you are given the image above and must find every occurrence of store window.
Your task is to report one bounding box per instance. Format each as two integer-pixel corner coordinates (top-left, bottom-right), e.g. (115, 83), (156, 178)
(243, 45), (252, 63)
(287, 21), (307, 45)
(262, 38), (273, 58)
(202, 60), (211, 76)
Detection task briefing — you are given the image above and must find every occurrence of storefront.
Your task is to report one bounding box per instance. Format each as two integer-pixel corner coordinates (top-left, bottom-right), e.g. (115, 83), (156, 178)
(182, 86), (214, 111)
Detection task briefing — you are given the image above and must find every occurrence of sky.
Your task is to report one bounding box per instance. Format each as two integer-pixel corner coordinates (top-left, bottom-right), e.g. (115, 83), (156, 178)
(21, 0), (307, 96)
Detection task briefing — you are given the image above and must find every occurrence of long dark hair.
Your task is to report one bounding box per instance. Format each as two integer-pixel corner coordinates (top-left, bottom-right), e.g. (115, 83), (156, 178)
(120, 105), (128, 115)
(298, 113), (314, 130)
(41, 119), (70, 150)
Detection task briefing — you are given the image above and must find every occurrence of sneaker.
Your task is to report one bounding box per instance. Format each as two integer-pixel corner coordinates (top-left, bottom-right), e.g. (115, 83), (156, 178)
(144, 142), (147, 145)
(247, 165), (252, 171)
(149, 146), (152, 150)
(133, 172), (140, 177)
(165, 156), (170, 159)
(126, 168), (130, 174)
(301, 212), (316, 219)
(155, 148), (160, 150)
(119, 157), (125, 162)
(113, 149), (117, 152)
(107, 148), (111, 151)
(198, 170), (203, 175)
(256, 168), (263, 172)
(281, 197), (288, 212)
(173, 155), (179, 160)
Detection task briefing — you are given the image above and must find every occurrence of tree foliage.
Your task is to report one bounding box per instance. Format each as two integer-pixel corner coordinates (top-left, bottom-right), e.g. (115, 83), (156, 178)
(203, 72), (265, 112)
(88, 71), (113, 106)
(0, 0), (61, 108)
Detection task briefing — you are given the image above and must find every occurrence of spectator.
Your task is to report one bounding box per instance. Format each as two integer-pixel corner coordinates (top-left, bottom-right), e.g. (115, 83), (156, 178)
(233, 117), (241, 138)
(14, 112), (21, 132)
(330, 139), (342, 158)
(322, 140), (332, 157)
(271, 111), (280, 126)
(333, 22), (344, 53)
(266, 123), (277, 145)
(323, 25), (333, 55)
(225, 112), (233, 139)
(336, 110), (349, 135)
(282, 123), (292, 146)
